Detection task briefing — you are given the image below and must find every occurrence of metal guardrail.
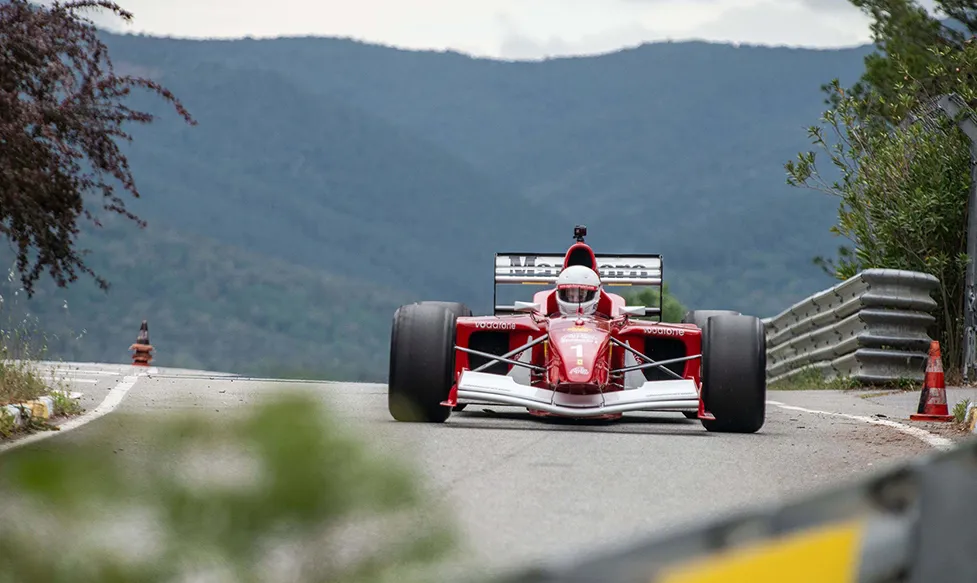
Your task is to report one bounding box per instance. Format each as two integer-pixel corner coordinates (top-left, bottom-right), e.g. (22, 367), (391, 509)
(760, 269), (941, 385)
(495, 436), (977, 583)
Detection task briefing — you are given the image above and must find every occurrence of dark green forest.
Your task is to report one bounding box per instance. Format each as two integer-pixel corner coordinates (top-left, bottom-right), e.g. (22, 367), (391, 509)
(0, 32), (875, 381)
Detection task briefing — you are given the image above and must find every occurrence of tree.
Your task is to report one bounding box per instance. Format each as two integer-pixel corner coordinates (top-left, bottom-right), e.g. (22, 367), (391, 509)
(841, 0), (952, 119)
(624, 283), (687, 323)
(822, 1), (975, 120)
(785, 0), (977, 374)
(0, 0), (194, 297)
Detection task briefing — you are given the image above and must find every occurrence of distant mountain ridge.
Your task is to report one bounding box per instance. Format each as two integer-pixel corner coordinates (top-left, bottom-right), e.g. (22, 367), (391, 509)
(2, 32), (877, 380)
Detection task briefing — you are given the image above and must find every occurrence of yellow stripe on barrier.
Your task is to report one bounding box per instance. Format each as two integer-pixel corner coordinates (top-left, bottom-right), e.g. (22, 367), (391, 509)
(655, 520), (864, 583)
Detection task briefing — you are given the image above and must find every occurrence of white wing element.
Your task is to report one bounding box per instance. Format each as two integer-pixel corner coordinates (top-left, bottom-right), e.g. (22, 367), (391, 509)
(494, 253), (662, 285)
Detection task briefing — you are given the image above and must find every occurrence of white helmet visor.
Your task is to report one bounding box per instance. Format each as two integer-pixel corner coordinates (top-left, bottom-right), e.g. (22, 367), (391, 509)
(558, 285), (597, 304)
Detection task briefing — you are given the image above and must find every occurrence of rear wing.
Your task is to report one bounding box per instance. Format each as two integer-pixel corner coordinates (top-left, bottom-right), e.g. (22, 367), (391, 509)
(493, 252), (664, 319)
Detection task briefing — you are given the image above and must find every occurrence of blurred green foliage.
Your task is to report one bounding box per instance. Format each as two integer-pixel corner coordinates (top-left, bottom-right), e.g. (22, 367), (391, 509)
(0, 392), (457, 583)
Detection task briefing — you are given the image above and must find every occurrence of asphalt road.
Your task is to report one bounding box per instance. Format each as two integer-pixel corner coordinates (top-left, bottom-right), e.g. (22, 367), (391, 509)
(4, 362), (974, 579)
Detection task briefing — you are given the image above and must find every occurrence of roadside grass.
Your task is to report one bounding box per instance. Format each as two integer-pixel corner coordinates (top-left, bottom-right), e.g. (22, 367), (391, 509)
(952, 398), (971, 423)
(0, 355), (82, 440)
(0, 359), (47, 406)
(769, 366), (918, 392)
(769, 367), (858, 391)
(0, 270), (88, 440)
(951, 398), (977, 435)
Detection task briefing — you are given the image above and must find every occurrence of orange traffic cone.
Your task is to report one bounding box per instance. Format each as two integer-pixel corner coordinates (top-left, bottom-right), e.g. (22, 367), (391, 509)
(129, 320), (153, 366)
(909, 340), (953, 422)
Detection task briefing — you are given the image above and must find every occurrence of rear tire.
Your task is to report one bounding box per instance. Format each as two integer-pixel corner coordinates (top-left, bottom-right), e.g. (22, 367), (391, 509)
(699, 314), (766, 434)
(419, 301), (473, 319)
(681, 309), (741, 329)
(388, 302), (459, 422)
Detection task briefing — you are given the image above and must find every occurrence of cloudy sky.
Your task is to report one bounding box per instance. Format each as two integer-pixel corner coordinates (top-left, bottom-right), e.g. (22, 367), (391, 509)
(84, 0), (941, 60)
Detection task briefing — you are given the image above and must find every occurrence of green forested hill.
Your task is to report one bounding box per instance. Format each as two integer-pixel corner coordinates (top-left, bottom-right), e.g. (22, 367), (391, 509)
(0, 218), (409, 381)
(100, 33), (873, 310)
(108, 59), (567, 307)
(3, 33), (876, 380)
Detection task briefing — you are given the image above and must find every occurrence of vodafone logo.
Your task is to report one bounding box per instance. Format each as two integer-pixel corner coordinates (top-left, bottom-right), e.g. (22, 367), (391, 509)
(645, 327), (686, 336)
(476, 321), (517, 330)
(569, 366), (589, 376)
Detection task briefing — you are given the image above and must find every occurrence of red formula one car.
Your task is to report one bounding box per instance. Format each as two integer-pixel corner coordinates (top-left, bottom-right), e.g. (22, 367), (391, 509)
(388, 226), (767, 433)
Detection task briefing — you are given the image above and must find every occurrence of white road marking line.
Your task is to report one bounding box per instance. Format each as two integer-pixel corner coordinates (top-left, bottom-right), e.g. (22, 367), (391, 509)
(767, 400), (954, 450)
(39, 369), (121, 377)
(45, 377), (100, 384)
(0, 367), (158, 454)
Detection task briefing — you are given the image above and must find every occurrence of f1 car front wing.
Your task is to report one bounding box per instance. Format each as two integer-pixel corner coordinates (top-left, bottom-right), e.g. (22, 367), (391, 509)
(453, 370), (700, 418)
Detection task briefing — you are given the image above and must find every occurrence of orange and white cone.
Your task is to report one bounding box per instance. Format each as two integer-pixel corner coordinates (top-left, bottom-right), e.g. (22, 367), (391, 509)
(910, 341), (953, 422)
(129, 320), (154, 367)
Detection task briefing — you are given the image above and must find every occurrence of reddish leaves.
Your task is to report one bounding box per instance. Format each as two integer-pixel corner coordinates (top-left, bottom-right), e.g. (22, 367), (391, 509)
(0, 0), (195, 296)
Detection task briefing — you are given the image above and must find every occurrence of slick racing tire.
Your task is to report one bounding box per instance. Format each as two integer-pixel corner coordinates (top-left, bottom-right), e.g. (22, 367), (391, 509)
(418, 301), (473, 319)
(680, 310), (740, 420)
(417, 302), (472, 411)
(698, 313), (766, 433)
(388, 302), (459, 422)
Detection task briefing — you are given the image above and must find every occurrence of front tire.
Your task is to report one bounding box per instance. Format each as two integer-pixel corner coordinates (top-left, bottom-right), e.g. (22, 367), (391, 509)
(418, 302), (471, 412)
(681, 310), (740, 422)
(699, 314), (766, 434)
(388, 303), (459, 422)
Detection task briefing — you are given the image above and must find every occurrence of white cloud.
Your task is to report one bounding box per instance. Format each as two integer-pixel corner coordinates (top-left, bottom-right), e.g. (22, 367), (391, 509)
(689, 1), (873, 48)
(83, 0), (886, 59)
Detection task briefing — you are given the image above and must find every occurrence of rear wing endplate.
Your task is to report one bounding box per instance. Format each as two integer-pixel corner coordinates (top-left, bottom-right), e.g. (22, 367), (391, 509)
(493, 252), (664, 319)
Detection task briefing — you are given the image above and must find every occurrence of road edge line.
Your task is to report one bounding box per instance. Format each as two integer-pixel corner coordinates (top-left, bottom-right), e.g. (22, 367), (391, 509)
(767, 400), (955, 450)
(0, 366), (157, 453)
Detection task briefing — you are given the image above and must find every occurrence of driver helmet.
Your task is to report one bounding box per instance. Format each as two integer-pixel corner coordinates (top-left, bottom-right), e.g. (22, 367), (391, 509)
(556, 265), (601, 316)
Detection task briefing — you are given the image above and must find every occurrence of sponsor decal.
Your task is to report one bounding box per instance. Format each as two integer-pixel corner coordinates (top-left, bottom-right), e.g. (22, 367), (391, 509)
(503, 256), (561, 278)
(595, 262), (659, 280)
(560, 333), (601, 344)
(569, 366), (589, 376)
(645, 327), (685, 336)
(499, 255), (659, 280)
(476, 321), (517, 330)
(568, 326), (592, 332)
